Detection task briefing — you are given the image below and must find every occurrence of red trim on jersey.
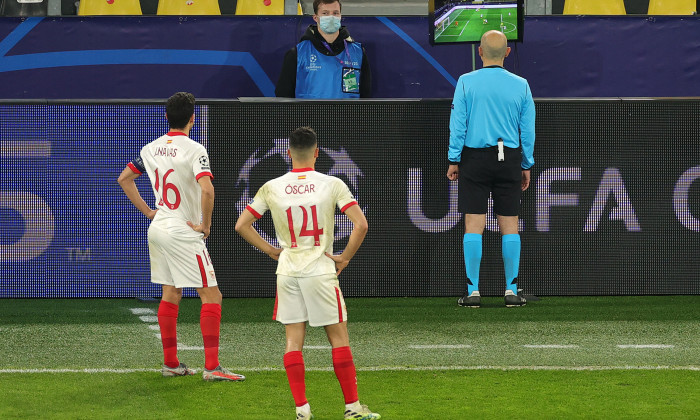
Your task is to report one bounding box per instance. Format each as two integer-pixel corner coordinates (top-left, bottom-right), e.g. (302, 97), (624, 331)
(167, 131), (187, 137)
(335, 287), (343, 323)
(291, 168), (314, 173)
(340, 201), (358, 213)
(272, 292), (279, 321)
(196, 171), (214, 181)
(246, 205), (262, 219)
(127, 162), (142, 175)
(197, 255), (208, 288)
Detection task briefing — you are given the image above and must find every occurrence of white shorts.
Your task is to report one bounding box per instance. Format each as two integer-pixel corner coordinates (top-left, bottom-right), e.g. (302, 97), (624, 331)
(147, 223), (217, 289)
(274, 274), (347, 327)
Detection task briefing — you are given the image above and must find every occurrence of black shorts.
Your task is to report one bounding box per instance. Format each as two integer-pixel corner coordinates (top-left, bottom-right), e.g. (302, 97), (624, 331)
(458, 146), (522, 216)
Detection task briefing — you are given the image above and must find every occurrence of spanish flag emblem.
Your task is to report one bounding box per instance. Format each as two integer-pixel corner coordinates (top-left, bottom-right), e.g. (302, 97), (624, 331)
(167, 139), (173, 144)
(298, 175), (306, 180)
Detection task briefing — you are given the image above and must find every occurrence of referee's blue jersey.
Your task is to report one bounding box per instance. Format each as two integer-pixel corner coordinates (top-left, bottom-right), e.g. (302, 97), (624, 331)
(448, 66), (535, 170)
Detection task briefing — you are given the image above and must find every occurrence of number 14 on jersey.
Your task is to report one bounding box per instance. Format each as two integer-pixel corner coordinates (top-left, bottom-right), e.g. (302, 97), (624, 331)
(285, 205), (324, 247)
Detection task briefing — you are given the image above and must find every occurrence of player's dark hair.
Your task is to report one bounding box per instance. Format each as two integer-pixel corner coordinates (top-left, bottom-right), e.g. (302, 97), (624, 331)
(313, 0), (341, 14)
(289, 127), (318, 151)
(166, 92), (195, 129)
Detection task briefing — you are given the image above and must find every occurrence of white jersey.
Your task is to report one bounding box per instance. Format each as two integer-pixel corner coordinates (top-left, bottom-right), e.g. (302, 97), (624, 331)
(128, 131), (212, 237)
(246, 168), (358, 277)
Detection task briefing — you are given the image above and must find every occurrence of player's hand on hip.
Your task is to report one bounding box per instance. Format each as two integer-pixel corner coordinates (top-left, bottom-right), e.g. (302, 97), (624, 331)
(187, 221), (210, 239)
(146, 209), (158, 220)
(447, 164), (460, 181)
(266, 247), (282, 261)
(325, 252), (350, 276)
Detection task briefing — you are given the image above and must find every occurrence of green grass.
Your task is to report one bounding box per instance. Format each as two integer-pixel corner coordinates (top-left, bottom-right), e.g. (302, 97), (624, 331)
(1, 297), (699, 418)
(435, 7), (518, 43)
(2, 370), (699, 419)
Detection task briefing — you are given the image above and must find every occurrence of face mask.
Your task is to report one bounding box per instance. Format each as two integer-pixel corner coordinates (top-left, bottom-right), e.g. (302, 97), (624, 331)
(318, 16), (341, 34)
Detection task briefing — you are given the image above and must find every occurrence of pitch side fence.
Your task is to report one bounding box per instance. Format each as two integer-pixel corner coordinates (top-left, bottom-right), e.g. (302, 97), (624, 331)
(1, 99), (698, 297)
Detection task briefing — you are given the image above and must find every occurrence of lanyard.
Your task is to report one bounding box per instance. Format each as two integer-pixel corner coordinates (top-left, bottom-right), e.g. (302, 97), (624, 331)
(321, 39), (354, 67)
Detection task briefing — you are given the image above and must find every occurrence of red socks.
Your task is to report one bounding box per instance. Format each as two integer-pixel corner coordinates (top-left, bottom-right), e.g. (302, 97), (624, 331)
(284, 351), (307, 407)
(200, 303), (222, 371)
(332, 346), (358, 404)
(157, 300), (179, 368)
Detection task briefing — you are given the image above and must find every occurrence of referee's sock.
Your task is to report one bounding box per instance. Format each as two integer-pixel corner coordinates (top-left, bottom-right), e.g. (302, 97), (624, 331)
(502, 234), (521, 295)
(463, 233), (482, 295)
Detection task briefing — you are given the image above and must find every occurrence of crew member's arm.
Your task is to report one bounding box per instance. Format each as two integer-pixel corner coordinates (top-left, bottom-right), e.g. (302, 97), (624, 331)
(187, 176), (214, 239)
(117, 167), (157, 220)
(275, 47), (298, 98)
(235, 210), (282, 260)
(325, 204), (368, 276)
(447, 76), (467, 181)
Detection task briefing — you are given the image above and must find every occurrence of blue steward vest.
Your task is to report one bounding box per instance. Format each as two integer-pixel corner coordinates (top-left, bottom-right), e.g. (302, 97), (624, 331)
(295, 39), (364, 99)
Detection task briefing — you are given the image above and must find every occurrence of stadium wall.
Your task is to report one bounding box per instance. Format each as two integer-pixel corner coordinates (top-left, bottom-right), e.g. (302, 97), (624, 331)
(1, 99), (698, 298)
(0, 15), (698, 99)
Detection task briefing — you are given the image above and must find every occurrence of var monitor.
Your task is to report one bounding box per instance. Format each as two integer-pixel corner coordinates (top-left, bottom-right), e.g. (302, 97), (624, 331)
(430, 0), (524, 44)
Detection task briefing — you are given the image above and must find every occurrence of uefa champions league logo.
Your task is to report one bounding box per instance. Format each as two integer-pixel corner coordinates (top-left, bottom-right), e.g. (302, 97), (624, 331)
(307, 54), (322, 71)
(235, 138), (365, 247)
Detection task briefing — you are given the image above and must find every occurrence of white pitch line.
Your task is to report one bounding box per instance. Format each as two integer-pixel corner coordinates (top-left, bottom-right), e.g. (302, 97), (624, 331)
(523, 345), (579, 349)
(177, 344), (204, 351)
(148, 325), (160, 331)
(2, 365), (700, 374)
(0, 368), (161, 373)
(138, 315), (158, 323)
(617, 345), (675, 349)
(305, 345), (332, 350)
(458, 21), (469, 37)
(129, 308), (155, 315)
(409, 345), (472, 349)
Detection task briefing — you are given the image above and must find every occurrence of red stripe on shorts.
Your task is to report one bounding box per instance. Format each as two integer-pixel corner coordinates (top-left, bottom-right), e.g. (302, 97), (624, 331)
(272, 292), (279, 321)
(203, 249), (210, 266)
(197, 255), (208, 288)
(335, 287), (343, 323)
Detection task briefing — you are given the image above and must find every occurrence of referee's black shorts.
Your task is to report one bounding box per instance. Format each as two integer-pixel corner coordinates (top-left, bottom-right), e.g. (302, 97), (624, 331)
(458, 146), (522, 216)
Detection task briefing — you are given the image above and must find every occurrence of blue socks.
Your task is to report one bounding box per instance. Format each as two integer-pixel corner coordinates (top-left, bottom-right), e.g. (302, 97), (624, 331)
(463, 234), (482, 294)
(502, 234), (521, 294)
(464, 233), (521, 295)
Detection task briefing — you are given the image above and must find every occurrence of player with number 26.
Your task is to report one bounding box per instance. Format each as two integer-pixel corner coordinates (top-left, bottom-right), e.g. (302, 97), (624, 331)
(117, 92), (245, 382)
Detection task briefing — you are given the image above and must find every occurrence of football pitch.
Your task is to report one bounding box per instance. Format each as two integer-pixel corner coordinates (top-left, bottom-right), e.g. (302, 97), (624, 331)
(435, 7), (518, 43)
(1, 296), (699, 419)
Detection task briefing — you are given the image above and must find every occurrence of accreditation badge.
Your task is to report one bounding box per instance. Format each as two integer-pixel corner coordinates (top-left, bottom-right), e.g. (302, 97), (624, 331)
(342, 67), (360, 94)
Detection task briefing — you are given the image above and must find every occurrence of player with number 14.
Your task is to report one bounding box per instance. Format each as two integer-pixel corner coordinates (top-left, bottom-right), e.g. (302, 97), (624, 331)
(235, 127), (380, 420)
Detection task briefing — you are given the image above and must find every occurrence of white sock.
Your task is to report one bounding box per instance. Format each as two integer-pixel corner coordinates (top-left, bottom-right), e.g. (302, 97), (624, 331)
(345, 401), (362, 411)
(296, 402), (311, 415)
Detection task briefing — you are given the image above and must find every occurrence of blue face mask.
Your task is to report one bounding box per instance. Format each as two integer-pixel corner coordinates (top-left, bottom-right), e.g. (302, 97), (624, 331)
(318, 16), (341, 34)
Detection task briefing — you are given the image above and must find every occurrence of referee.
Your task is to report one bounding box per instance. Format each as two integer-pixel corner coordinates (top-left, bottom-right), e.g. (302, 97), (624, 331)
(446, 30), (535, 308)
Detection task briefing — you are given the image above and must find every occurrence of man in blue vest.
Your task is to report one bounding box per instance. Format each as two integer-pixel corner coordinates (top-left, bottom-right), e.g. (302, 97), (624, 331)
(275, 0), (372, 99)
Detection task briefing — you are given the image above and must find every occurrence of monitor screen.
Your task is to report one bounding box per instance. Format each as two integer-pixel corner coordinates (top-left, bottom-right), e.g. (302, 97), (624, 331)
(429, 0), (524, 44)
